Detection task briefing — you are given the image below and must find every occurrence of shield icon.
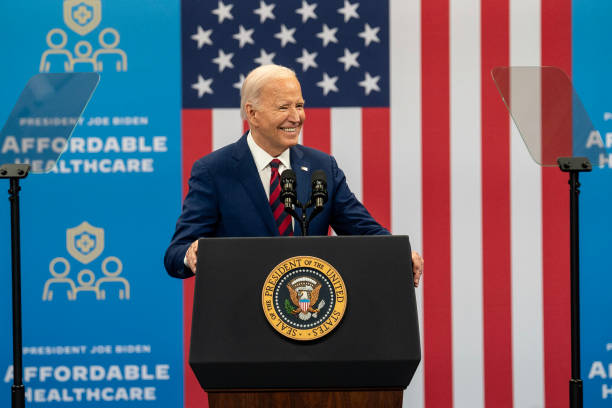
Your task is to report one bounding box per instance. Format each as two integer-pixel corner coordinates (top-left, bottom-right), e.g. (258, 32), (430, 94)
(63, 0), (102, 36)
(299, 299), (310, 313)
(66, 221), (104, 264)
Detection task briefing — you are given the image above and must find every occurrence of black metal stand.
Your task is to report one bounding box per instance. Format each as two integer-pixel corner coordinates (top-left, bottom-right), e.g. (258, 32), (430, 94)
(558, 157), (591, 408)
(283, 200), (323, 237)
(1, 163), (30, 408)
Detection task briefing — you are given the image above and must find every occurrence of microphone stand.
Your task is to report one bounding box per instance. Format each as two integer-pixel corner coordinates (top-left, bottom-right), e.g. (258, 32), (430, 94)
(282, 200), (310, 236)
(283, 199), (325, 236)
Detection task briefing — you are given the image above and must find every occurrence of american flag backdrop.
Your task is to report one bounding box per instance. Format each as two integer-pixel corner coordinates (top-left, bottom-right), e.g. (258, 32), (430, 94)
(180, 0), (572, 407)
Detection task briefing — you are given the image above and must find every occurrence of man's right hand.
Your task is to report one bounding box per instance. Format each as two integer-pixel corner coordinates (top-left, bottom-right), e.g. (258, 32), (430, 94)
(186, 240), (199, 274)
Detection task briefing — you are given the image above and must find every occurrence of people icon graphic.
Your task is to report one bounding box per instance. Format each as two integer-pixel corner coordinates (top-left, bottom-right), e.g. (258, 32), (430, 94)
(95, 256), (130, 300)
(42, 257), (77, 301)
(39, 28), (128, 73)
(43, 256), (130, 301)
(39, 0), (128, 73)
(43, 221), (130, 302)
(93, 28), (127, 72)
(39, 29), (74, 72)
(74, 269), (99, 300)
(70, 40), (97, 71)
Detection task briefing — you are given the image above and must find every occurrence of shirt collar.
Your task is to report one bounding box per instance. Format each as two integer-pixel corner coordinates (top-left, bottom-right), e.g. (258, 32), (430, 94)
(247, 131), (291, 171)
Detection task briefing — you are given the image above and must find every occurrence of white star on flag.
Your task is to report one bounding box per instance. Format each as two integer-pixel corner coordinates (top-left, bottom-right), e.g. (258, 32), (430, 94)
(253, 0), (276, 23)
(192, 75), (213, 97)
(191, 26), (213, 49)
(274, 24), (297, 47)
(233, 25), (255, 48)
(254, 48), (276, 65)
(296, 48), (318, 72)
(233, 73), (246, 90)
(317, 72), (339, 96)
(358, 72), (380, 95)
(316, 24), (338, 47)
(358, 23), (380, 46)
(295, 0), (317, 23)
(182, 0), (390, 108)
(212, 49), (234, 72)
(337, 0), (359, 23)
(338, 48), (360, 71)
(212, 1), (234, 23)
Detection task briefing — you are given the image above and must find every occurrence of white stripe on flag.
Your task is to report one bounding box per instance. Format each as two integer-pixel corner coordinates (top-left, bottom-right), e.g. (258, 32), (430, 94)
(213, 108), (243, 151)
(389, 0), (424, 406)
(510, 0), (545, 406)
(450, 0), (484, 406)
(331, 108), (363, 201)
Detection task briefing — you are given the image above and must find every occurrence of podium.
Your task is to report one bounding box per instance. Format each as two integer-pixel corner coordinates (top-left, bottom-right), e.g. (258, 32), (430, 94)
(190, 235), (421, 408)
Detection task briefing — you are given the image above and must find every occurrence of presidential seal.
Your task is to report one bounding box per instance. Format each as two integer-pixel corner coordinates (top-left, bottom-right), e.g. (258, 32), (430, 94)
(261, 256), (347, 341)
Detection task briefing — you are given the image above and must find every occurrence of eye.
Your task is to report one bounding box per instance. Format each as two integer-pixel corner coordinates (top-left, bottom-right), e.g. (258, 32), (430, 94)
(279, 105), (288, 111)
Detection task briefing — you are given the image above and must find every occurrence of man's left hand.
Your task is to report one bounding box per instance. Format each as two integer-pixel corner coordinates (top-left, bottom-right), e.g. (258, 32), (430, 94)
(412, 251), (423, 287)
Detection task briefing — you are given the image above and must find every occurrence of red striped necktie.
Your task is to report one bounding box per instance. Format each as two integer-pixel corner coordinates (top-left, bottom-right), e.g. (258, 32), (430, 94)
(269, 159), (293, 236)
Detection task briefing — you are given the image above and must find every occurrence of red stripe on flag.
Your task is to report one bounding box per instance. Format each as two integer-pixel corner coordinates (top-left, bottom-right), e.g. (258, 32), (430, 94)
(181, 109), (212, 408)
(541, 1), (572, 406)
(362, 108), (391, 231)
(243, 120), (249, 134)
(421, 0), (453, 405)
(303, 108), (331, 153)
(302, 108), (332, 236)
(481, 1), (513, 406)
(182, 109), (212, 197)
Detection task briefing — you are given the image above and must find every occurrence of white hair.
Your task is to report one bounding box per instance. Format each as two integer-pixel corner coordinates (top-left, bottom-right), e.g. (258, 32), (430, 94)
(240, 64), (297, 120)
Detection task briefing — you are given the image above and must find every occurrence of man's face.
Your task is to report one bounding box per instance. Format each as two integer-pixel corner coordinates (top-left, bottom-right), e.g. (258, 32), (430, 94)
(247, 76), (305, 157)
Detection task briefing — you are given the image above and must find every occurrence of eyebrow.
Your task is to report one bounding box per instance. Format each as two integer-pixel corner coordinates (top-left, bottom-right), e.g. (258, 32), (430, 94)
(278, 100), (305, 105)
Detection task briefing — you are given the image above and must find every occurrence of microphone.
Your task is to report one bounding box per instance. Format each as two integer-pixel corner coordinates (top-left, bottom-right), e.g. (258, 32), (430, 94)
(310, 170), (328, 210)
(280, 169), (297, 209)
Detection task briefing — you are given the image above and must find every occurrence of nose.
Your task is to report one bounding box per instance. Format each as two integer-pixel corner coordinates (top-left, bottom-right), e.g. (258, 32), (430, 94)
(287, 107), (301, 123)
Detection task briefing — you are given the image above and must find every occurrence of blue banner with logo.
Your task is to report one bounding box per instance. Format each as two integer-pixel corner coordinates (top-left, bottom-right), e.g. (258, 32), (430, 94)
(0, 1), (182, 406)
(574, 1), (612, 405)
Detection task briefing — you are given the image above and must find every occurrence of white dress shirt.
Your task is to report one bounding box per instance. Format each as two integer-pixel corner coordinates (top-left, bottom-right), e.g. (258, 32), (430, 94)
(246, 131), (291, 199)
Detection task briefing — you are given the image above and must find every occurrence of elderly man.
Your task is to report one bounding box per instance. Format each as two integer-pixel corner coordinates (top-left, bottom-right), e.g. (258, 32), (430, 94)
(164, 64), (423, 284)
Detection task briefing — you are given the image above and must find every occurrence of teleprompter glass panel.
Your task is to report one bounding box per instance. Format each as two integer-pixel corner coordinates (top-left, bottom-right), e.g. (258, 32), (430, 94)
(491, 66), (606, 167)
(0, 73), (99, 173)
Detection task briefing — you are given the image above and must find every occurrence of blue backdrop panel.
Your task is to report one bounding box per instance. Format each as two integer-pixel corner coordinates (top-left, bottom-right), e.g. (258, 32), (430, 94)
(573, 1), (612, 406)
(0, 1), (183, 406)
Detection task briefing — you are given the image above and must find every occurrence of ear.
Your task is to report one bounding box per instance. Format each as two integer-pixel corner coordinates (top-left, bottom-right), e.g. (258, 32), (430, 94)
(245, 102), (258, 126)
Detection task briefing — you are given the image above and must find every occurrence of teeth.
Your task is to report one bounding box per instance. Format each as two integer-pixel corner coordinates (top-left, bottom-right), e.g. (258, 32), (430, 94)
(281, 128), (296, 132)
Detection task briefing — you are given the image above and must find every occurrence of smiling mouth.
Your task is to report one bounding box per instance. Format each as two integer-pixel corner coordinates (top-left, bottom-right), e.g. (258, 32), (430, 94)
(280, 127), (298, 133)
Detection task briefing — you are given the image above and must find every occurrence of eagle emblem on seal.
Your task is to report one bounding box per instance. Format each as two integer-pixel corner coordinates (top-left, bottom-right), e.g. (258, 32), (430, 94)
(262, 256), (347, 341)
(286, 276), (326, 321)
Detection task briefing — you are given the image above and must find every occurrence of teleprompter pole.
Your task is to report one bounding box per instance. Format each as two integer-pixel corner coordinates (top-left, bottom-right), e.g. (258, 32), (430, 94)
(558, 157), (591, 408)
(1, 164), (31, 408)
(10, 177), (25, 408)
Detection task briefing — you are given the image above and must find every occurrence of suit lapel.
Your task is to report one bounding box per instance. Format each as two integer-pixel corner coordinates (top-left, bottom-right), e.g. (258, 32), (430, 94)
(290, 146), (311, 237)
(232, 134), (278, 236)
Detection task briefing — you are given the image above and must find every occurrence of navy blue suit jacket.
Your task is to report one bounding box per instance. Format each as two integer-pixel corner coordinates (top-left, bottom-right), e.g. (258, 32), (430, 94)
(164, 133), (389, 278)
